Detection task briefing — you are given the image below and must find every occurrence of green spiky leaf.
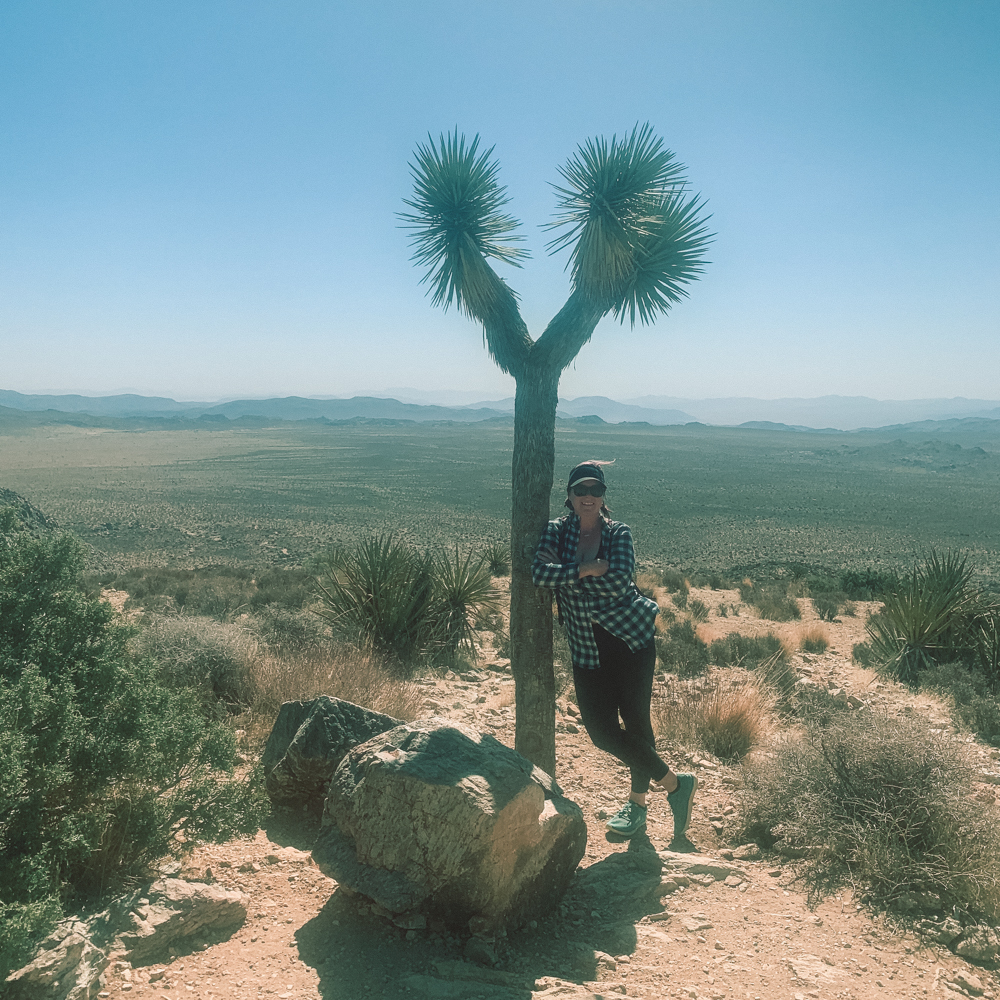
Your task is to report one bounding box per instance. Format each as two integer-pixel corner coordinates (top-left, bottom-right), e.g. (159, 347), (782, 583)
(400, 130), (528, 315)
(546, 123), (713, 325)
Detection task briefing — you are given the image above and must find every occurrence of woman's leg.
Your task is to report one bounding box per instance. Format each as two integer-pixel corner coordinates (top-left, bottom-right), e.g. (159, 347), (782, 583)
(590, 625), (670, 797)
(573, 627), (670, 801)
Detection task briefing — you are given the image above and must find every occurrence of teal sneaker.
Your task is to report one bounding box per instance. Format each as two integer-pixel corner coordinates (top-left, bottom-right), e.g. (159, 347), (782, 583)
(667, 773), (698, 839)
(606, 801), (647, 838)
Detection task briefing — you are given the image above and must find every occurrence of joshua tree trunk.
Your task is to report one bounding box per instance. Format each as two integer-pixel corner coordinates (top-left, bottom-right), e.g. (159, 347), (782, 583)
(509, 366), (561, 776)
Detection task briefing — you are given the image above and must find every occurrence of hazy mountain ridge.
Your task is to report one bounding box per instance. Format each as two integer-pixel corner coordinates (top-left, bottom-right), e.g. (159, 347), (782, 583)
(2, 389), (999, 431)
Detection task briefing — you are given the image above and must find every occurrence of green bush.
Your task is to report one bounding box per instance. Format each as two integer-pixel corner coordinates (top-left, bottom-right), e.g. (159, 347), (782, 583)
(133, 614), (257, 707)
(0, 509), (266, 979)
(315, 534), (498, 669)
(735, 710), (1000, 919)
(656, 620), (710, 678)
(483, 540), (510, 577)
(853, 641), (877, 667)
(709, 632), (787, 670)
(813, 594), (842, 622)
(840, 568), (899, 601)
(689, 598), (709, 622)
(920, 661), (1000, 747)
(672, 589), (688, 610)
(866, 552), (977, 687)
(660, 569), (688, 594)
(94, 565), (315, 619)
(738, 580), (800, 622)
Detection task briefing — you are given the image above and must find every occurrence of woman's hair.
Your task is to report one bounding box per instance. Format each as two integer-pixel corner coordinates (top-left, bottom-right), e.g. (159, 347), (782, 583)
(564, 457), (615, 515)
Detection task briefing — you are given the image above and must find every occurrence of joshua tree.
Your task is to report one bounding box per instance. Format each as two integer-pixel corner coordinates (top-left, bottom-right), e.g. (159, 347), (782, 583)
(402, 124), (712, 776)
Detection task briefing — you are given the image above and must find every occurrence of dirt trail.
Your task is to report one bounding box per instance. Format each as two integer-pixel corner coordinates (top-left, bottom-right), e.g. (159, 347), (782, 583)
(101, 594), (1000, 1000)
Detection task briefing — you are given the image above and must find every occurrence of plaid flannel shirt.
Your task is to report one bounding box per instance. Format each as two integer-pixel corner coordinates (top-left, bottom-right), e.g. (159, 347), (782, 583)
(531, 513), (659, 670)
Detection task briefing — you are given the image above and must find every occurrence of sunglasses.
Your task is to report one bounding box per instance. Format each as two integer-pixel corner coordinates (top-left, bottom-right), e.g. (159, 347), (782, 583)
(570, 484), (606, 497)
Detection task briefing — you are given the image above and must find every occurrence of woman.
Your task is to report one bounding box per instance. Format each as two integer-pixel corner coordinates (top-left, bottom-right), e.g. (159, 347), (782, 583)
(532, 460), (697, 841)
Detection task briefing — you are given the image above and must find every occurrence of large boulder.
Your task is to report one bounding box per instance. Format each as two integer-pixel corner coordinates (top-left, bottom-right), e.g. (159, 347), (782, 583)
(262, 696), (401, 810)
(313, 718), (587, 934)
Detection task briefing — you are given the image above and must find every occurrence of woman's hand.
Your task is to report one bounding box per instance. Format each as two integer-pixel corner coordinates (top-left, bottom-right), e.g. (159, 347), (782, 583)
(578, 558), (609, 578)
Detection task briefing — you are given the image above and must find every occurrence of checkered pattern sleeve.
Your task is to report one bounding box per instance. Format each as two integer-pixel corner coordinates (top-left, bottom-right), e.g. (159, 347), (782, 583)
(531, 518), (579, 588)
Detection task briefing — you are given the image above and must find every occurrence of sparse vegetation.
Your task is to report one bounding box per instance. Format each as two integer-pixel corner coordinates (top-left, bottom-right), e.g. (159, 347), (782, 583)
(689, 597), (709, 622)
(709, 631), (788, 671)
(736, 710), (1000, 920)
(0, 509), (265, 979)
(654, 668), (773, 762)
(656, 620), (710, 677)
(315, 534), (498, 670)
(483, 540), (510, 577)
(738, 580), (801, 622)
(866, 551), (999, 688)
(799, 626), (829, 654)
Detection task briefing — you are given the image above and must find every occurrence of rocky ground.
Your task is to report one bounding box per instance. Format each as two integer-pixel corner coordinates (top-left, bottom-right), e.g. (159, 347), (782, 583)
(96, 589), (1000, 1000)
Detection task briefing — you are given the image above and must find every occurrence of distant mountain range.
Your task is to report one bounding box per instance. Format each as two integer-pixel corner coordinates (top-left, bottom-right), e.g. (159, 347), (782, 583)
(1, 389), (998, 431)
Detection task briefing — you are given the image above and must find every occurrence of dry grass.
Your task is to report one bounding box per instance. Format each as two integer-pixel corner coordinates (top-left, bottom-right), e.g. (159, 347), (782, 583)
(654, 667), (776, 762)
(799, 624), (830, 654)
(240, 646), (423, 741)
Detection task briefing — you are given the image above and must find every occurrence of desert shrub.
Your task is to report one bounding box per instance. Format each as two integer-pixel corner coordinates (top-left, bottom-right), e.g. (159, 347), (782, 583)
(852, 641), (877, 666)
(0, 510), (265, 978)
(315, 534), (498, 669)
(709, 632), (787, 671)
(483, 540), (510, 576)
(920, 661), (1000, 747)
(97, 564), (314, 619)
(689, 570), (730, 590)
(735, 710), (1000, 918)
(244, 605), (330, 654)
(432, 545), (501, 660)
(660, 569), (688, 594)
(243, 645), (422, 732)
(738, 580), (801, 622)
(656, 620), (710, 678)
(247, 568), (316, 610)
(689, 598), (709, 622)
(866, 552), (978, 687)
(635, 571), (660, 599)
(654, 668), (773, 762)
(813, 594), (841, 622)
(672, 589), (688, 610)
(840, 567), (899, 601)
(800, 626), (829, 654)
(133, 614), (258, 708)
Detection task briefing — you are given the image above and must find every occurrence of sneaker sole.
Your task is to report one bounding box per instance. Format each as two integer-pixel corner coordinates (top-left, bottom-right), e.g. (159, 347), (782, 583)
(673, 774), (698, 837)
(605, 819), (647, 838)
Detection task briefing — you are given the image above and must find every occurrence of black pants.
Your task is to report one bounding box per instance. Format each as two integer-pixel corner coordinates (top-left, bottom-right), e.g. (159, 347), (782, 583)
(573, 624), (668, 794)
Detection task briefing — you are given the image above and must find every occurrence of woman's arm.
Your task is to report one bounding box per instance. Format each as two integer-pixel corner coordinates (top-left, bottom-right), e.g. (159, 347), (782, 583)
(578, 522), (635, 598)
(531, 520), (579, 588)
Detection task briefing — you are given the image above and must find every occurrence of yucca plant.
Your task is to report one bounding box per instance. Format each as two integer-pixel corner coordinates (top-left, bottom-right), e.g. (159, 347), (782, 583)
(402, 123), (711, 774)
(430, 545), (501, 661)
(483, 539), (510, 576)
(866, 551), (976, 687)
(315, 534), (437, 667)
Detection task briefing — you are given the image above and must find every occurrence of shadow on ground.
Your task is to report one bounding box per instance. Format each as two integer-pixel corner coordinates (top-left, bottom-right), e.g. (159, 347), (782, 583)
(290, 834), (675, 999)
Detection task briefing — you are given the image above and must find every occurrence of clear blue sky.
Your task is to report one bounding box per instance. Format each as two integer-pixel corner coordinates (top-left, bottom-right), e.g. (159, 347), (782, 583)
(1, 0), (997, 401)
